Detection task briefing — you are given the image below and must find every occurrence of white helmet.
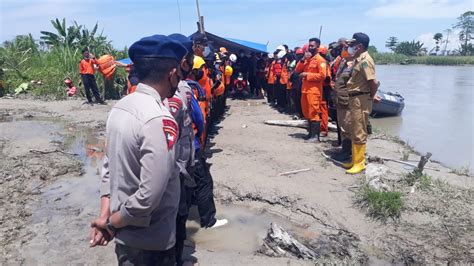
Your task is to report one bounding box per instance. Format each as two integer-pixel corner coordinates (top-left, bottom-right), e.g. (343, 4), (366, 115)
(277, 50), (286, 59)
(229, 54), (237, 63)
(268, 53), (274, 59)
(276, 45), (286, 51)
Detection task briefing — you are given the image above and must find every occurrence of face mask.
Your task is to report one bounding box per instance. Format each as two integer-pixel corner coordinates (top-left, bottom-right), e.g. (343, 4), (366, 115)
(348, 46), (357, 56)
(308, 48), (317, 55)
(193, 69), (204, 81)
(203, 46), (211, 57)
(341, 50), (349, 58)
(168, 73), (180, 98)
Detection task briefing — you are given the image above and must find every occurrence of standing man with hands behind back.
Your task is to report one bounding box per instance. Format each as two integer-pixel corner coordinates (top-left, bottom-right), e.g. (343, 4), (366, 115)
(343, 32), (380, 174)
(89, 35), (187, 266)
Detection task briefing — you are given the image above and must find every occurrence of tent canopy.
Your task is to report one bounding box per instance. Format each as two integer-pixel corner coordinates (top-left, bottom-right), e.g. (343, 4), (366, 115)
(189, 31), (267, 54)
(117, 31), (268, 64)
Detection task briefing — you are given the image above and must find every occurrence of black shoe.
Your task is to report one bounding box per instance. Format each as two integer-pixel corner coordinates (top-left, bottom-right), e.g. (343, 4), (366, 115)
(305, 121), (320, 143)
(303, 121), (313, 140)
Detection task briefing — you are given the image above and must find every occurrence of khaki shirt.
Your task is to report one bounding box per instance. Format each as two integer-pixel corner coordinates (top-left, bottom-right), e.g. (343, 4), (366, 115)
(100, 83), (180, 251)
(346, 51), (376, 93)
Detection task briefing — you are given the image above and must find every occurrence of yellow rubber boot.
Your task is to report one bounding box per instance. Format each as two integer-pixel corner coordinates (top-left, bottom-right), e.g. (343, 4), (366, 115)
(346, 143), (366, 174)
(342, 143), (354, 169)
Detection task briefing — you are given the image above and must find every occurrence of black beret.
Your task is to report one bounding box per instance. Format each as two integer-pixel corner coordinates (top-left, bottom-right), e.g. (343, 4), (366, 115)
(192, 33), (208, 45)
(129, 34), (187, 63)
(168, 33), (193, 53)
(348, 32), (370, 48)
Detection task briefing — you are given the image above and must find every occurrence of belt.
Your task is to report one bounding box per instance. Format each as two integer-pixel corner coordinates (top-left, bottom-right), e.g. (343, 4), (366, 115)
(348, 91), (370, 97)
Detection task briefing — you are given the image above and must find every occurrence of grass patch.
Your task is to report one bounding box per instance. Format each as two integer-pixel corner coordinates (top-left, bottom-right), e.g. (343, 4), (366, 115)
(405, 170), (432, 188)
(357, 185), (403, 220)
(372, 53), (474, 65)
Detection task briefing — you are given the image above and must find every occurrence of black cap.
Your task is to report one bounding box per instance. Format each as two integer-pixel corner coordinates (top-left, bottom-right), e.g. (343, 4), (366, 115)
(192, 33), (208, 45)
(348, 32), (370, 49)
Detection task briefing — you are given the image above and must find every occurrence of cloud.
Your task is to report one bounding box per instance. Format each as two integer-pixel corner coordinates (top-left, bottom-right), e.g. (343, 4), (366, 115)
(366, 0), (473, 19)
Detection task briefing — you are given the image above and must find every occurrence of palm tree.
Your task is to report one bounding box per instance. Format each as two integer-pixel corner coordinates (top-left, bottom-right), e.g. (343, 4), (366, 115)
(433, 33), (443, 54)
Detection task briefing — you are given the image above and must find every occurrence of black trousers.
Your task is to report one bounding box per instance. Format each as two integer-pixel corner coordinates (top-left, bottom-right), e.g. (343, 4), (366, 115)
(192, 156), (216, 228)
(81, 74), (102, 103)
(266, 82), (274, 103)
(175, 174), (193, 266)
(115, 244), (175, 266)
(291, 86), (303, 117)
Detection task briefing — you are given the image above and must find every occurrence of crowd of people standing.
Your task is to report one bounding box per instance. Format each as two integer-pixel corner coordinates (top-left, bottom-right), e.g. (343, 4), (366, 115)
(87, 31), (379, 266)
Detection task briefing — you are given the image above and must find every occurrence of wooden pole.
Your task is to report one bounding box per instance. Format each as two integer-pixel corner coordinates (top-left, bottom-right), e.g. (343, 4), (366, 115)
(195, 0), (204, 33)
(319, 26), (323, 40)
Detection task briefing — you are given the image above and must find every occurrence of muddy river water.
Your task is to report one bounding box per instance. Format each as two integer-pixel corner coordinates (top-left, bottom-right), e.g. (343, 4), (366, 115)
(372, 65), (474, 174)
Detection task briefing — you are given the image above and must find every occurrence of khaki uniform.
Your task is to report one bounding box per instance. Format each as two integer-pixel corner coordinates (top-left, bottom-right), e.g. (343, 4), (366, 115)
(334, 58), (354, 140)
(100, 83), (180, 251)
(346, 51), (376, 144)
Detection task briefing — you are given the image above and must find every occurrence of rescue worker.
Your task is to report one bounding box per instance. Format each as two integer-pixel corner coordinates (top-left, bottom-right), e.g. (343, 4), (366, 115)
(79, 48), (104, 104)
(318, 45), (331, 137)
(90, 35), (187, 265)
(266, 52), (276, 105)
(295, 38), (327, 143)
(290, 47), (304, 118)
(186, 57), (229, 230)
(343, 33), (380, 174)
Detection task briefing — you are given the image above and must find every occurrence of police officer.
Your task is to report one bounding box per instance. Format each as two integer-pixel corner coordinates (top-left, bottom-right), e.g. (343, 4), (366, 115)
(343, 33), (380, 174)
(167, 33), (197, 266)
(89, 35), (187, 266)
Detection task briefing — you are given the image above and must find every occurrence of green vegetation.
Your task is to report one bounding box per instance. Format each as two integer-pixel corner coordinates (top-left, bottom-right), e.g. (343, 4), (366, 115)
(0, 18), (127, 99)
(373, 11), (473, 65)
(357, 185), (403, 220)
(372, 53), (474, 65)
(405, 170), (433, 189)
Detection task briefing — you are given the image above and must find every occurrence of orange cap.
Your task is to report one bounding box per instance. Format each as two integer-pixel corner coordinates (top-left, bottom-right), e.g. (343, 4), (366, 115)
(318, 45), (328, 55)
(219, 47), (228, 54)
(295, 48), (304, 55)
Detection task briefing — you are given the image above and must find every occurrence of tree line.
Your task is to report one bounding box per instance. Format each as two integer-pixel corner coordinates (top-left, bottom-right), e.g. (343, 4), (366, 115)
(384, 11), (473, 56)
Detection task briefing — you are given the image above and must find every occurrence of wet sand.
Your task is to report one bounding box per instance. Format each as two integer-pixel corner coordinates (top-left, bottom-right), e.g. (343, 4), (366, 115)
(0, 98), (472, 265)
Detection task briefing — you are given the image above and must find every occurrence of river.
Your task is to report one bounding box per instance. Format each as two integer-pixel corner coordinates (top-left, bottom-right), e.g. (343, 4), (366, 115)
(371, 64), (474, 174)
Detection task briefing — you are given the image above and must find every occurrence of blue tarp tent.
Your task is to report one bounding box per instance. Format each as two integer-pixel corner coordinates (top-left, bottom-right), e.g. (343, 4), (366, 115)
(117, 31), (268, 63)
(189, 31), (267, 54)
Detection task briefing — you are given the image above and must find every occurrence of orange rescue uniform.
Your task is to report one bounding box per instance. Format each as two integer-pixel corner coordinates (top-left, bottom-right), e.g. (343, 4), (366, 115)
(295, 54), (327, 122)
(79, 58), (97, 75)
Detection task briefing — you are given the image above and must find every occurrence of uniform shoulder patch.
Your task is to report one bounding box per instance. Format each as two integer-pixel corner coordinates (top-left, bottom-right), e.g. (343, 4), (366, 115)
(167, 96), (183, 117)
(361, 61), (369, 69)
(162, 118), (178, 150)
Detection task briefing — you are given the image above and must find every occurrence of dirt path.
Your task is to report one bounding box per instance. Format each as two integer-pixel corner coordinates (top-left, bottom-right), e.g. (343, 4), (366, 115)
(0, 98), (472, 265)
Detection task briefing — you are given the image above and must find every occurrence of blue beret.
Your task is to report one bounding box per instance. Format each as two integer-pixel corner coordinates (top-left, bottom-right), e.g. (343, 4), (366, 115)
(168, 33), (193, 54)
(129, 34), (187, 63)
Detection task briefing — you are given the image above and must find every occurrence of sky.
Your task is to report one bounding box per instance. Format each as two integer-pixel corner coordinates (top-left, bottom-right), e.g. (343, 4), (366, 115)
(1, 0), (472, 53)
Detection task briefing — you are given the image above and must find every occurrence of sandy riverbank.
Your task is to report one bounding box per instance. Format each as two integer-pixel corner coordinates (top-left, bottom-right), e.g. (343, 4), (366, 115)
(0, 98), (472, 265)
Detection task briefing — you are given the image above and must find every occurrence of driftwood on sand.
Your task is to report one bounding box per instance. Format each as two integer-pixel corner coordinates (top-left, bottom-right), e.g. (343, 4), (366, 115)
(264, 120), (337, 132)
(259, 223), (318, 260)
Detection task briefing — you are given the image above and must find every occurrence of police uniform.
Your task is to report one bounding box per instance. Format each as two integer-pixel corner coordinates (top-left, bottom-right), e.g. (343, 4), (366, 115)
(344, 32), (377, 174)
(100, 34), (187, 265)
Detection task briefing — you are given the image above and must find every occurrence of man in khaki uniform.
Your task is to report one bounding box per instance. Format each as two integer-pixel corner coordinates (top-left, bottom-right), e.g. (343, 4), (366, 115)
(343, 33), (380, 174)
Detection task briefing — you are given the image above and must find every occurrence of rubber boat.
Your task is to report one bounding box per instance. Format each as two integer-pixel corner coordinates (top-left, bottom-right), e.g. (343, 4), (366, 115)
(371, 90), (405, 116)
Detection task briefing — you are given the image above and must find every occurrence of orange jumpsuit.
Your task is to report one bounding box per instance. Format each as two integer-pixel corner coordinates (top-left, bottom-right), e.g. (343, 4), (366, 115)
(295, 54), (327, 122)
(198, 66), (212, 117)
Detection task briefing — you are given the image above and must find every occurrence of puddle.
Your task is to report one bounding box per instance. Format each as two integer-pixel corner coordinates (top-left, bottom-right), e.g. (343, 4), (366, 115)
(186, 204), (304, 255)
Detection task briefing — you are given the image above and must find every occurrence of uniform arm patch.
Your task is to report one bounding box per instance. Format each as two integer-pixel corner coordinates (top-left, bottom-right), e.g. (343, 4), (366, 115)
(162, 118), (178, 150)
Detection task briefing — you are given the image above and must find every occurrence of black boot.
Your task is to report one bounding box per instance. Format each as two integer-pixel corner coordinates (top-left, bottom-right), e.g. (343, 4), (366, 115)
(304, 121), (313, 140)
(305, 121), (320, 143)
(331, 138), (352, 162)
